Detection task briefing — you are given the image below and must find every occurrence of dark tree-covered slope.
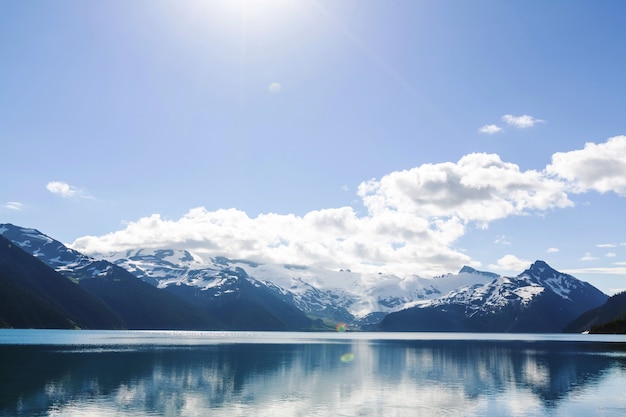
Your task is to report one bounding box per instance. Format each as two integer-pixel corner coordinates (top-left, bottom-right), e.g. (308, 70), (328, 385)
(0, 235), (123, 329)
(0, 224), (220, 330)
(565, 291), (626, 333)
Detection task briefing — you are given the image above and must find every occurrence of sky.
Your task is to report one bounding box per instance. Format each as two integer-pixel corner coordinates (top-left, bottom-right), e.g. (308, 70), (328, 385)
(2, 0), (626, 294)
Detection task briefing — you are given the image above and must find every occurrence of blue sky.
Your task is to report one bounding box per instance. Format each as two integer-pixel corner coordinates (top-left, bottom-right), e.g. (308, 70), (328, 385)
(2, 0), (626, 293)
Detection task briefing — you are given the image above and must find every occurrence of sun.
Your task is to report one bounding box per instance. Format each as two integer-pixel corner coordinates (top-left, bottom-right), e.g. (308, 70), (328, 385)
(232, 0), (295, 15)
(180, 0), (304, 38)
(212, 0), (301, 25)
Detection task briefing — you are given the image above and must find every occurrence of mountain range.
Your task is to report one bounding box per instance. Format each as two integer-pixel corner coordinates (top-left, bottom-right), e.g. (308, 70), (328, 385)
(0, 223), (620, 332)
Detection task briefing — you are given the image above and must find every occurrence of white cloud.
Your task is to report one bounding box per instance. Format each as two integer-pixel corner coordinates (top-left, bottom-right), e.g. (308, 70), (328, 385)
(4, 201), (24, 211)
(564, 266), (626, 276)
(501, 114), (545, 128)
(494, 235), (511, 245)
(72, 206), (472, 277)
(71, 152), (575, 277)
(478, 124), (502, 134)
(597, 243), (616, 248)
(606, 252), (617, 258)
(46, 181), (92, 199)
(268, 82), (282, 93)
(46, 181), (79, 198)
(488, 254), (531, 272)
(546, 135), (626, 196)
(70, 136), (626, 278)
(580, 252), (598, 261)
(357, 152), (572, 223)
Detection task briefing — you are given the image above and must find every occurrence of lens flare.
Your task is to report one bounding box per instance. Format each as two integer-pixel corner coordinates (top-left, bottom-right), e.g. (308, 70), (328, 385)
(336, 323), (347, 332)
(340, 353), (355, 363)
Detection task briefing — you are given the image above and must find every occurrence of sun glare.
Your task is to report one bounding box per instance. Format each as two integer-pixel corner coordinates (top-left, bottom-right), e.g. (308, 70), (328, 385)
(212, 0), (301, 24)
(180, 0), (304, 38)
(234, 0), (294, 15)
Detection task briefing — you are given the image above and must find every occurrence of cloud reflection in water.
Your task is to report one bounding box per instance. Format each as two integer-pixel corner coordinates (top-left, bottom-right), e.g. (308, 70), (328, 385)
(1, 338), (626, 416)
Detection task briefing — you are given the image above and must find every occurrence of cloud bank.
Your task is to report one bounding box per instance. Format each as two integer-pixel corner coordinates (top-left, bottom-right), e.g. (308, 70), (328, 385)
(72, 136), (626, 277)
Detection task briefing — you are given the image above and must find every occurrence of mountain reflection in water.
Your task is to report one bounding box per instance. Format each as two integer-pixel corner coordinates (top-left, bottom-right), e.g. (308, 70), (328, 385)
(1, 332), (625, 416)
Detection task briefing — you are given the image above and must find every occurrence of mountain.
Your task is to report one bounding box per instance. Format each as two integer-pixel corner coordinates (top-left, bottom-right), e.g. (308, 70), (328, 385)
(0, 223), (610, 332)
(565, 291), (626, 333)
(0, 234), (123, 329)
(105, 249), (355, 326)
(100, 249), (504, 328)
(379, 261), (608, 332)
(101, 248), (609, 332)
(99, 249), (316, 330)
(164, 267), (315, 330)
(0, 224), (314, 330)
(0, 224), (218, 330)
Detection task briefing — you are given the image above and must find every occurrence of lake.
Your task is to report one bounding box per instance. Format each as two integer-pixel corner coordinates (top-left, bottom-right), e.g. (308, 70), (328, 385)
(1, 330), (625, 416)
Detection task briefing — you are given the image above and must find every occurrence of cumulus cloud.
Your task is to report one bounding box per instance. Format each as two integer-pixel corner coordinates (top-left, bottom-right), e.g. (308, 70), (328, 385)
(546, 135), (626, 196)
(71, 150), (581, 277)
(501, 114), (545, 128)
(357, 152), (572, 223)
(546, 247), (559, 253)
(4, 201), (24, 211)
(72, 206), (472, 277)
(488, 254), (531, 272)
(47, 181), (79, 198)
(46, 181), (92, 199)
(70, 136), (626, 277)
(478, 124), (502, 134)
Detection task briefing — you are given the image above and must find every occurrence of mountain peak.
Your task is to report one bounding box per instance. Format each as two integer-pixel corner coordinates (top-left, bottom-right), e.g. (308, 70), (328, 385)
(458, 265), (499, 279)
(0, 223), (57, 252)
(524, 260), (557, 276)
(531, 260), (550, 269)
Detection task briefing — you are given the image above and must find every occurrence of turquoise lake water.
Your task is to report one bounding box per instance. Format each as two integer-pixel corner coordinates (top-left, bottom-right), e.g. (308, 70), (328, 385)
(1, 330), (625, 416)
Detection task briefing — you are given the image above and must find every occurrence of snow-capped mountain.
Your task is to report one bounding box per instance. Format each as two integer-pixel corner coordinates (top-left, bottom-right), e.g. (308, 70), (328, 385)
(0, 224), (220, 330)
(0, 224), (313, 330)
(379, 261), (608, 332)
(0, 223), (610, 332)
(98, 247), (606, 332)
(0, 224), (114, 280)
(98, 248), (505, 326)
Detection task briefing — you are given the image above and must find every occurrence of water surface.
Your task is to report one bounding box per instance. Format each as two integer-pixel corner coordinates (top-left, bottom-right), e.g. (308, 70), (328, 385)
(1, 330), (625, 416)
